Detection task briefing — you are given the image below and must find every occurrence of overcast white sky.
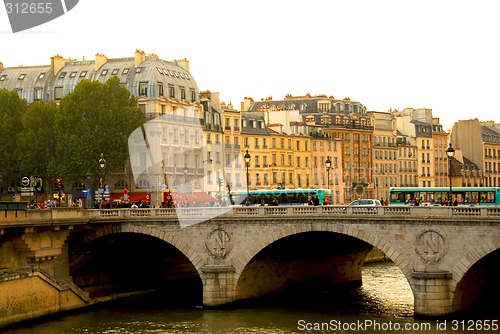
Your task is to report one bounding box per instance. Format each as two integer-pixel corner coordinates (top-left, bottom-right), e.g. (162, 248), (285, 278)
(1, 0), (499, 131)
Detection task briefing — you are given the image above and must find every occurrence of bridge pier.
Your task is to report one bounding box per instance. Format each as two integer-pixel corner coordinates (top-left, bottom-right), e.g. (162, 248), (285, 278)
(412, 271), (453, 317)
(200, 265), (236, 306)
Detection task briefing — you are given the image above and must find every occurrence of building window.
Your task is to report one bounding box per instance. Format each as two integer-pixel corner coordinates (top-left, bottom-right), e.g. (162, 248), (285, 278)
(34, 87), (43, 100)
(112, 69), (119, 75)
(54, 87), (63, 100)
(101, 69), (108, 76)
(169, 85), (175, 98)
(191, 89), (196, 102)
(59, 72), (67, 78)
(139, 82), (148, 97)
(158, 82), (164, 96)
(18, 74), (26, 80)
(180, 86), (186, 100)
(79, 71), (87, 78)
(139, 104), (146, 115)
(69, 71), (77, 78)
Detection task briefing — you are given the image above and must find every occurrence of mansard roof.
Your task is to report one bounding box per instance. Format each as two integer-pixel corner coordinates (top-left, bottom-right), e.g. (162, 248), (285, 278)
(249, 95), (367, 115)
(0, 53), (199, 104)
(481, 125), (500, 143)
(241, 112), (269, 135)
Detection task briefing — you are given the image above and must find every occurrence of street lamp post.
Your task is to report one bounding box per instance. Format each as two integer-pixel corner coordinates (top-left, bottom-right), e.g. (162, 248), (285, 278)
(86, 171), (92, 209)
(325, 156), (332, 203)
(98, 153), (106, 208)
(183, 163), (188, 186)
(446, 143), (455, 205)
(244, 150), (251, 205)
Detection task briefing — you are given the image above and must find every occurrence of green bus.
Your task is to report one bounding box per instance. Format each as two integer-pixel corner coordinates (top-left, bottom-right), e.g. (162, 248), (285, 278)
(389, 187), (500, 206)
(230, 188), (333, 206)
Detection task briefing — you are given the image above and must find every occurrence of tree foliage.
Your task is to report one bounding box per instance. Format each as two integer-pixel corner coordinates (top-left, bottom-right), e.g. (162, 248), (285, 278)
(0, 88), (27, 187)
(54, 76), (144, 187)
(17, 100), (57, 189)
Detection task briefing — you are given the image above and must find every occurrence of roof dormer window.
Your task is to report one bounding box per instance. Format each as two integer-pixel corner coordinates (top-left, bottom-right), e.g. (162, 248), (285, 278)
(18, 74), (26, 80)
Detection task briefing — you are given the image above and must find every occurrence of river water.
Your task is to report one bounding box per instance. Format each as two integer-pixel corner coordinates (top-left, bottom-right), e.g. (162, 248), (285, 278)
(3, 262), (497, 333)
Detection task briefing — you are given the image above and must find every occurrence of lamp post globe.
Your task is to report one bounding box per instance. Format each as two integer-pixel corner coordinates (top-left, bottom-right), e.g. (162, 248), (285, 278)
(325, 156), (332, 195)
(446, 143), (455, 205)
(244, 150), (251, 205)
(98, 153), (106, 188)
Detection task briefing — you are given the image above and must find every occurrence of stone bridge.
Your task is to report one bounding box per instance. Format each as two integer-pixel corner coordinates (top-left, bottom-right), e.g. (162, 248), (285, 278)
(1, 205), (499, 326)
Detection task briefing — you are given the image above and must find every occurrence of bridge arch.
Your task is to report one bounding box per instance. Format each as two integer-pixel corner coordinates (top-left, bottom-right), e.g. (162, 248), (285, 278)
(77, 224), (204, 275)
(232, 222), (413, 301)
(68, 223), (205, 300)
(450, 239), (500, 313)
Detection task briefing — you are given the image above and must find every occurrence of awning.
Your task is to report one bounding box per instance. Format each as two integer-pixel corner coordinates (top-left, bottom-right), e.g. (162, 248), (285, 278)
(110, 192), (151, 202)
(168, 192), (216, 203)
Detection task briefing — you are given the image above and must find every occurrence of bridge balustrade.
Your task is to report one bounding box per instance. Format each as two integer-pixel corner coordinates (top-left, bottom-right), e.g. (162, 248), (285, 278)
(92, 205), (500, 219)
(4, 205), (500, 227)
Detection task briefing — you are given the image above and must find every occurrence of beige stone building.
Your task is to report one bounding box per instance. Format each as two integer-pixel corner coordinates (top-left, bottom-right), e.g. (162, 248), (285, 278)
(450, 119), (499, 187)
(249, 95), (373, 203)
(432, 117), (450, 187)
(368, 111), (398, 202)
(392, 108), (447, 188)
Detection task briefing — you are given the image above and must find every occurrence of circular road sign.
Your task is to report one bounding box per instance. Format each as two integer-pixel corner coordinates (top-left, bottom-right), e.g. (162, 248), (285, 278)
(22, 176), (30, 187)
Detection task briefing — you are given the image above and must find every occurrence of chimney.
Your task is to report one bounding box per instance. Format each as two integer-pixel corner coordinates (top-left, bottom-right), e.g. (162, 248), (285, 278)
(50, 54), (67, 76)
(174, 58), (190, 72)
(134, 49), (146, 67)
(210, 92), (220, 109)
(95, 53), (107, 70)
(241, 97), (254, 111)
(0, 61), (3, 72)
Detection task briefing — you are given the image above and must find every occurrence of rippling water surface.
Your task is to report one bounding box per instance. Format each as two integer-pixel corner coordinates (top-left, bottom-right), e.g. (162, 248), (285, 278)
(2, 262), (490, 334)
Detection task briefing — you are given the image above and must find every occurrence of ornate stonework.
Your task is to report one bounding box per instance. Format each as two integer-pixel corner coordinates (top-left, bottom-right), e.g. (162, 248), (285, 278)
(415, 229), (447, 264)
(205, 224), (232, 259)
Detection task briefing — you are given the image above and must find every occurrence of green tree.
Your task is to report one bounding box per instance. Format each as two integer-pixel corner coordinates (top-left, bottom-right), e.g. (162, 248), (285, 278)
(54, 76), (144, 187)
(0, 88), (27, 192)
(17, 100), (57, 196)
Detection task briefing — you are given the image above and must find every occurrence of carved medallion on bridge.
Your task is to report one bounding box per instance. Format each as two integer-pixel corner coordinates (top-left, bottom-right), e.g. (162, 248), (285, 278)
(415, 229), (447, 264)
(205, 224), (232, 260)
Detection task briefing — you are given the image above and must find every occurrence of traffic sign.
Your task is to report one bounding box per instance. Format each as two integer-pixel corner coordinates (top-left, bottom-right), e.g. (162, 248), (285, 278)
(22, 176), (30, 187)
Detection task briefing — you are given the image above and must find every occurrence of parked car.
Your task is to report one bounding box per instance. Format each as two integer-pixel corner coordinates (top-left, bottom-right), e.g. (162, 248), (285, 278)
(348, 199), (382, 206)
